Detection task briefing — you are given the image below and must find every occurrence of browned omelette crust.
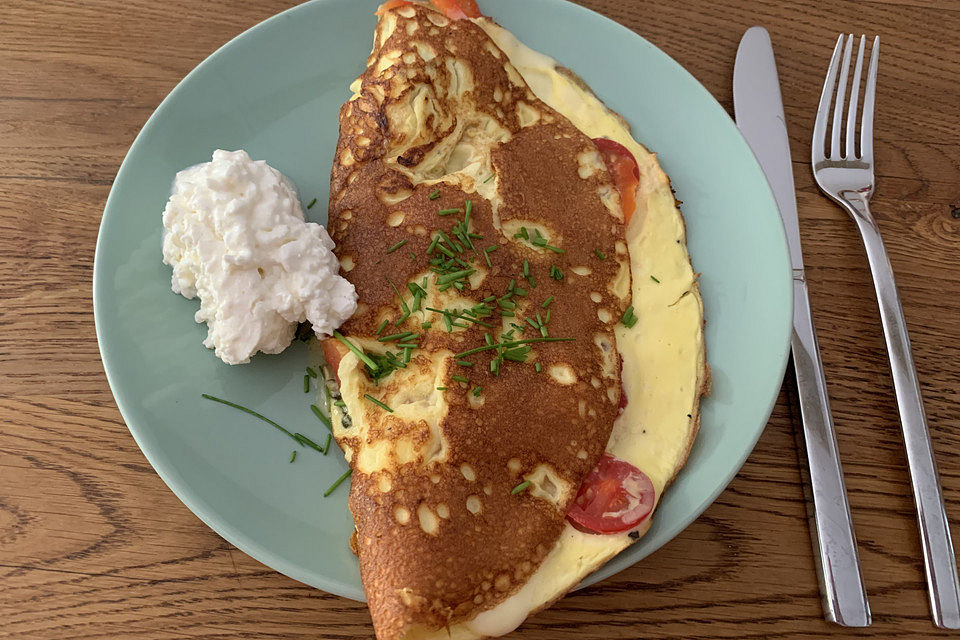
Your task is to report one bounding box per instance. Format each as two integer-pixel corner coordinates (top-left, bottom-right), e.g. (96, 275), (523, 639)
(327, 5), (630, 640)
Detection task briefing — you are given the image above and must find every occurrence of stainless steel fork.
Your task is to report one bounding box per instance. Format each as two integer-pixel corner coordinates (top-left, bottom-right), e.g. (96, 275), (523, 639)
(812, 34), (960, 628)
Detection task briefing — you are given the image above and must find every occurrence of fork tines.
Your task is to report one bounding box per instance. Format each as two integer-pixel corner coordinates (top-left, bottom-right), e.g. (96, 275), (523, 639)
(812, 34), (879, 163)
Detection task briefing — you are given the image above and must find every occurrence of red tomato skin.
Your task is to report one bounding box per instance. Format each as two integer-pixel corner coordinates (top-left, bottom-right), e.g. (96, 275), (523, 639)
(320, 339), (348, 386)
(453, 0), (483, 17)
(566, 453), (655, 534)
(593, 137), (640, 224)
(430, 0), (468, 19)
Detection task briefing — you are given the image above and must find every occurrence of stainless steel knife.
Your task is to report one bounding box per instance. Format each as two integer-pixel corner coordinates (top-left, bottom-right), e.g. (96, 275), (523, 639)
(734, 26), (871, 627)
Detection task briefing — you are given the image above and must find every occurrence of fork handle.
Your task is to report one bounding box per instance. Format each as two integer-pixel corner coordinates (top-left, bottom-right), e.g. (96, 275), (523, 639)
(839, 190), (960, 628)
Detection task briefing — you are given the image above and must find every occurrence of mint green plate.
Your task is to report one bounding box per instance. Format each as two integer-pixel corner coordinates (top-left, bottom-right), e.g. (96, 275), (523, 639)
(94, 0), (791, 602)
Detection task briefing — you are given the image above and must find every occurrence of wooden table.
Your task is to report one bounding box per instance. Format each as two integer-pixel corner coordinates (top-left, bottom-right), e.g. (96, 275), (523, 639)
(2, 0), (959, 637)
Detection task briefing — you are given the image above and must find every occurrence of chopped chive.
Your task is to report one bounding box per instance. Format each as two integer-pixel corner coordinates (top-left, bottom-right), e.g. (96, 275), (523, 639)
(294, 433), (325, 454)
(451, 375), (469, 384)
(436, 386), (448, 391)
(201, 394), (298, 440)
(544, 244), (565, 254)
(323, 433), (332, 455)
(307, 198), (317, 210)
(472, 386), (482, 397)
(290, 450), (297, 463)
(402, 347), (412, 364)
(429, 189), (441, 200)
(500, 311), (515, 317)
(525, 317), (539, 330)
(436, 268), (474, 285)
(427, 234), (441, 254)
(438, 208), (460, 216)
(333, 331), (378, 371)
(465, 199), (473, 219)
(650, 275), (661, 283)
(397, 342), (418, 349)
(621, 305), (638, 329)
(550, 265), (564, 281)
(523, 260), (529, 277)
(376, 319), (388, 336)
(364, 394), (394, 412)
(594, 249), (606, 260)
(334, 400), (346, 408)
(306, 366), (318, 378)
(545, 309), (551, 324)
(512, 480), (531, 495)
(436, 243), (456, 259)
(454, 337), (576, 359)
(311, 404), (333, 431)
(303, 375), (310, 393)
(483, 250), (493, 268)
(323, 469), (352, 497)
(535, 362), (542, 372)
(456, 359), (474, 367)
(386, 238), (408, 254)
(541, 296), (554, 309)
(485, 245), (499, 254)
(483, 173), (496, 183)
(379, 331), (415, 342)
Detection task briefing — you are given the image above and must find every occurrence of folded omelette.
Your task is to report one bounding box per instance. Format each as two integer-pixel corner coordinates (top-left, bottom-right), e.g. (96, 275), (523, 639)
(322, 2), (708, 638)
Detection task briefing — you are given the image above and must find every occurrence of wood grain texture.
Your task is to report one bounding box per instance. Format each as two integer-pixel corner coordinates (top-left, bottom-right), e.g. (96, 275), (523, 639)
(1, 0), (959, 638)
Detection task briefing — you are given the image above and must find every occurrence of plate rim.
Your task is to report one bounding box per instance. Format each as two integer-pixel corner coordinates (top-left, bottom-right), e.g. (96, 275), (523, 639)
(93, 0), (792, 602)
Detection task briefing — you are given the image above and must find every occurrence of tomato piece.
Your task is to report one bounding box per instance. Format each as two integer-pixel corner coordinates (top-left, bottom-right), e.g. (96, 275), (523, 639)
(566, 453), (655, 534)
(429, 0), (468, 19)
(593, 137), (640, 225)
(376, 0), (412, 14)
(320, 338), (348, 386)
(453, 0), (483, 18)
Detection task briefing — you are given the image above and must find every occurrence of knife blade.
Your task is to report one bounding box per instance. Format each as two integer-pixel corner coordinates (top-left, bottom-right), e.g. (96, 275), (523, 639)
(734, 26), (872, 627)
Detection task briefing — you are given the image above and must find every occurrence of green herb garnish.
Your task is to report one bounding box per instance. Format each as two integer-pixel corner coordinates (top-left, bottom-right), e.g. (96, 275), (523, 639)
(483, 173), (496, 183)
(438, 208), (460, 216)
(650, 275), (661, 283)
(376, 319), (388, 336)
(333, 331), (378, 371)
(621, 305), (638, 329)
(595, 249), (606, 260)
(472, 386), (482, 397)
(451, 375), (469, 384)
(201, 394), (298, 440)
(306, 367), (318, 378)
(386, 238), (408, 254)
(512, 480), (531, 495)
(550, 265), (564, 281)
(290, 450), (297, 462)
(311, 404), (333, 431)
(429, 189), (441, 200)
(307, 198), (317, 209)
(303, 374), (310, 393)
(323, 469), (352, 497)
(541, 296), (554, 309)
(364, 394), (393, 412)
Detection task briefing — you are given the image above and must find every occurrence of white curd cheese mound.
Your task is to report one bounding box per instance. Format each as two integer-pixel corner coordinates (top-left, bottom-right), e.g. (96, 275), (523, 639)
(161, 149), (357, 365)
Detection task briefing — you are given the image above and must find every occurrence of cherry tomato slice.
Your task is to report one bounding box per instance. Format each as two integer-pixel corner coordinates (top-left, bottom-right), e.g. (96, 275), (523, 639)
(566, 453), (655, 534)
(593, 137), (640, 225)
(376, 0), (412, 14)
(430, 0), (468, 19)
(452, 0), (483, 18)
(320, 338), (348, 386)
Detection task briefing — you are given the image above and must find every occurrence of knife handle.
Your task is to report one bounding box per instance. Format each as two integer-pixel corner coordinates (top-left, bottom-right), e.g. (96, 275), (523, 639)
(790, 276), (872, 627)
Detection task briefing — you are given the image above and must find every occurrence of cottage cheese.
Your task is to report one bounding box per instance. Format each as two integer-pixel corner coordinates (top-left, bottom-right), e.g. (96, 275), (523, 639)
(161, 149), (357, 365)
